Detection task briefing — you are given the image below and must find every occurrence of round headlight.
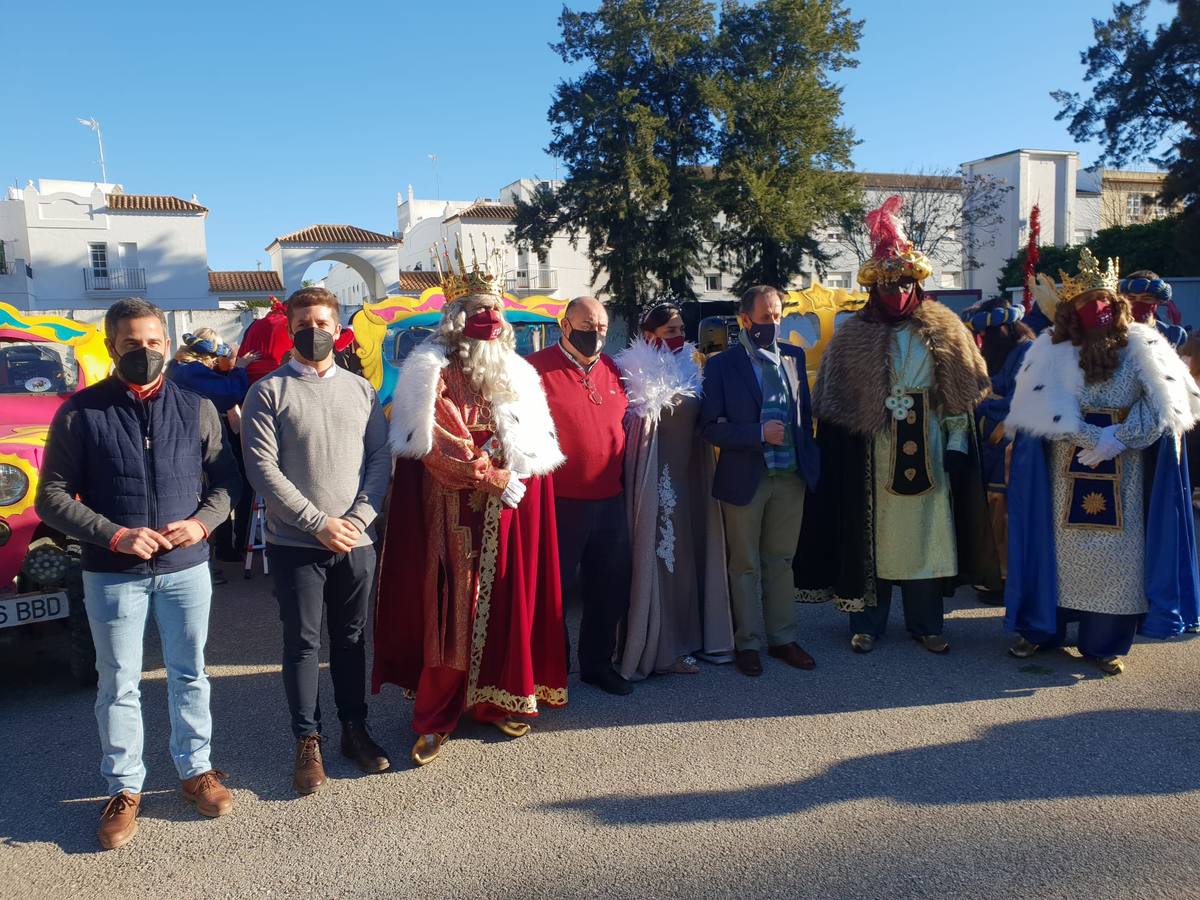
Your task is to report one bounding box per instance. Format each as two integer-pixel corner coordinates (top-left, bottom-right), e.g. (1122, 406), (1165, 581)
(0, 463), (30, 506)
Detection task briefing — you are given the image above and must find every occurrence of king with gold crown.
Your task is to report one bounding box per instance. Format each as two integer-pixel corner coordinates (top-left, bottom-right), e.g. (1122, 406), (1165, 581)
(371, 238), (568, 766)
(1004, 248), (1200, 673)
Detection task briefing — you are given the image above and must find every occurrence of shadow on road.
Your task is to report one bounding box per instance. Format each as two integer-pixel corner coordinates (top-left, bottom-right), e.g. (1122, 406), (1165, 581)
(543, 707), (1200, 825)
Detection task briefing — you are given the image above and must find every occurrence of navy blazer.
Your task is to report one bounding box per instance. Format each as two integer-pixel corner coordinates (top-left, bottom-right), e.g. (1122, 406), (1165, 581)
(700, 342), (819, 505)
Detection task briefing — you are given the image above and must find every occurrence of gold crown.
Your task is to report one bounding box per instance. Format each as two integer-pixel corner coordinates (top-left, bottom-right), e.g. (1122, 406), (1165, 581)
(432, 235), (504, 303)
(857, 247), (934, 287)
(1057, 248), (1119, 302)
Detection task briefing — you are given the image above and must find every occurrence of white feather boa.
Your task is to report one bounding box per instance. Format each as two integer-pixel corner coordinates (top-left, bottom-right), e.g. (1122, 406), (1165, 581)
(614, 338), (703, 422)
(388, 340), (565, 476)
(1007, 322), (1200, 439)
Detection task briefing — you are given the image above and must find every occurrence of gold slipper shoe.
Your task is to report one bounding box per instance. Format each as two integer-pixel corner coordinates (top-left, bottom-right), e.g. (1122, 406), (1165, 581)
(493, 717), (531, 739)
(411, 733), (448, 766)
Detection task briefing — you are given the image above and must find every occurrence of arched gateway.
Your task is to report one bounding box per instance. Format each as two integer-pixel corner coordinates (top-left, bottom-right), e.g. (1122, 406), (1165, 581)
(265, 224), (401, 301)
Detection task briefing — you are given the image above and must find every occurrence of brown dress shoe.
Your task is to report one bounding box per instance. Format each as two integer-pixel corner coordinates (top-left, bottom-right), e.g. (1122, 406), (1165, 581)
(293, 735), (327, 795)
(98, 791), (141, 850)
(340, 720), (390, 773)
(181, 769), (233, 817)
(735, 649), (763, 676)
(768, 642), (816, 670)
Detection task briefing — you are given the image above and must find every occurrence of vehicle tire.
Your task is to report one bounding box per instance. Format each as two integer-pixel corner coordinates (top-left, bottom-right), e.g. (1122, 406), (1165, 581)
(66, 559), (97, 687)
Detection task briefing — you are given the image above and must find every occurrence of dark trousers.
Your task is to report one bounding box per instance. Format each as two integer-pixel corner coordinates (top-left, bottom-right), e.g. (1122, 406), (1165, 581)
(269, 543), (375, 737)
(213, 436), (254, 557)
(849, 578), (944, 639)
(555, 495), (632, 679)
(1021, 608), (1139, 658)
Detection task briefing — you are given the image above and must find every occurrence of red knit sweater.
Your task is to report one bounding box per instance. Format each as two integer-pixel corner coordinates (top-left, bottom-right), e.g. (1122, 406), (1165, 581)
(529, 346), (627, 500)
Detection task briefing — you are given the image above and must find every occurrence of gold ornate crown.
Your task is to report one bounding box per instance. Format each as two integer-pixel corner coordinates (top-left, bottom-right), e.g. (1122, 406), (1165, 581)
(432, 235), (504, 303)
(857, 247), (934, 288)
(1057, 248), (1119, 302)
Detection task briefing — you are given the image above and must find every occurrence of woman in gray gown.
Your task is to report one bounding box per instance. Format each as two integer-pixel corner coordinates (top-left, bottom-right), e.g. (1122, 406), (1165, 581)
(616, 302), (735, 679)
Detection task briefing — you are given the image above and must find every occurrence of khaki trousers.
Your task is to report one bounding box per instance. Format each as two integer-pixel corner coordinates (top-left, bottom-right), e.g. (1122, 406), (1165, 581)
(720, 473), (806, 652)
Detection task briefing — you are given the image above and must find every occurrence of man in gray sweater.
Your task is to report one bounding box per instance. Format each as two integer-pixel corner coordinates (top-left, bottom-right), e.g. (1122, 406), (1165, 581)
(241, 287), (392, 794)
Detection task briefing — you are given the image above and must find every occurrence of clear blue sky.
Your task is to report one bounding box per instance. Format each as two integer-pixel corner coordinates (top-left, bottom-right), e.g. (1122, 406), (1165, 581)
(2, 0), (1174, 273)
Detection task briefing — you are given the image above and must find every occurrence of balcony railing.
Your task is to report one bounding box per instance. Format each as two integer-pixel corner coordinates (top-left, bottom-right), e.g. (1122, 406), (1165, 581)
(506, 270), (558, 292)
(83, 267), (146, 292)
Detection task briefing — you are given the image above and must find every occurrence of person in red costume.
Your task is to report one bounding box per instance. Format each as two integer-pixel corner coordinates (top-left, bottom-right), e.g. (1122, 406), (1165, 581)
(373, 252), (567, 767)
(237, 296), (293, 384)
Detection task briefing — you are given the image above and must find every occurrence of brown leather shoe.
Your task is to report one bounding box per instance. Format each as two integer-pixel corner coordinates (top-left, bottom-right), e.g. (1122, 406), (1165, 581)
(340, 720), (390, 773)
(181, 769), (233, 817)
(768, 642), (816, 670)
(293, 735), (327, 795)
(97, 791), (141, 850)
(735, 649), (763, 676)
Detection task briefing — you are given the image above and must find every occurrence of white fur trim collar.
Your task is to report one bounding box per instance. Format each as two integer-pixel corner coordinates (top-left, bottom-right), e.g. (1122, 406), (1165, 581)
(615, 337), (702, 421)
(388, 340), (565, 476)
(1007, 323), (1200, 439)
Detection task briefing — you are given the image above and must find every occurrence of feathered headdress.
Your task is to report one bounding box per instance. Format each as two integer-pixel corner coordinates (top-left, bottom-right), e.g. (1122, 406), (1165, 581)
(856, 195), (934, 288)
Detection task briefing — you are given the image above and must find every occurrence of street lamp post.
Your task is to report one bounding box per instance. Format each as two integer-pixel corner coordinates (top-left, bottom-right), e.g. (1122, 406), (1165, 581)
(76, 117), (107, 184)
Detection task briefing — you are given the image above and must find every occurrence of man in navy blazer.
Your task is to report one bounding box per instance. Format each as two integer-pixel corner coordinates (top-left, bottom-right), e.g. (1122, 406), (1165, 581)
(700, 285), (819, 677)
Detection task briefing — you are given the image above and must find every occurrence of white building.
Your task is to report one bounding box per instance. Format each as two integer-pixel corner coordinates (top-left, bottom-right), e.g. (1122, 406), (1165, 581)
(960, 149), (1106, 296)
(0, 179), (215, 312)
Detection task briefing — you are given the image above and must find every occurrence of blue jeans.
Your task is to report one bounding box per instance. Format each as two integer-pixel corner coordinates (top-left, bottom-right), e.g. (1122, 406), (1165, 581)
(82, 562), (213, 796)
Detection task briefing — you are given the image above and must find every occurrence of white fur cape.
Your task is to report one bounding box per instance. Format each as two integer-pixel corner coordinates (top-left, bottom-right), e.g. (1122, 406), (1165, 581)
(1007, 322), (1200, 439)
(388, 340), (565, 476)
(614, 338), (703, 422)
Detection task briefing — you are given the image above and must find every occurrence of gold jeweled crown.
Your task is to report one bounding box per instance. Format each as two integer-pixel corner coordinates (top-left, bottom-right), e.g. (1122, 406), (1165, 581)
(432, 235), (505, 302)
(1057, 247), (1120, 302)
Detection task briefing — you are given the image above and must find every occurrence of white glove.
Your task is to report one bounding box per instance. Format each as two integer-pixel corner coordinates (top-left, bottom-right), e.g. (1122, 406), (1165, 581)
(1076, 425), (1126, 468)
(501, 474), (527, 509)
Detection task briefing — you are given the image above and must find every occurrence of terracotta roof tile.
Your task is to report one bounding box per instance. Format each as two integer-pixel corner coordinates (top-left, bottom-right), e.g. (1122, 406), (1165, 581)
(860, 173), (962, 191)
(106, 193), (208, 213)
(208, 271), (284, 293)
(268, 224), (401, 249)
(398, 271), (443, 292)
(443, 202), (517, 223)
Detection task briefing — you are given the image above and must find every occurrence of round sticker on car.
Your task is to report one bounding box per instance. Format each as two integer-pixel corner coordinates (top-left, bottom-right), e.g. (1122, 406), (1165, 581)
(24, 377), (52, 393)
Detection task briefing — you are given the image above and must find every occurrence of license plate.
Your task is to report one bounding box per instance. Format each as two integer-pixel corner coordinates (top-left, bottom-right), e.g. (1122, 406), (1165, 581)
(0, 591), (69, 629)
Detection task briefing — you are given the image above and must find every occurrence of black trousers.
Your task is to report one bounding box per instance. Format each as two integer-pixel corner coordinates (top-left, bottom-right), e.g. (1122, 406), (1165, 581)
(269, 543), (375, 737)
(555, 495), (632, 679)
(849, 578), (944, 639)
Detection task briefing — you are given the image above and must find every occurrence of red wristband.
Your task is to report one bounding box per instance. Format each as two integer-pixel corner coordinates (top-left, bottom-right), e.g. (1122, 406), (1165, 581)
(109, 528), (128, 552)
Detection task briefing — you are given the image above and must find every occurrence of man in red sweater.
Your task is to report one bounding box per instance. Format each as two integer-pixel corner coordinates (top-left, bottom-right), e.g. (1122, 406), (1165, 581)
(529, 296), (633, 696)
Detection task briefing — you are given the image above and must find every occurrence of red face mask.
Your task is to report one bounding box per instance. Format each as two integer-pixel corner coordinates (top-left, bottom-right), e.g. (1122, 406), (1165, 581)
(464, 309), (503, 341)
(1131, 300), (1156, 324)
(655, 335), (687, 353)
(1077, 297), (1114, 331)
(876, 283), (920, 320)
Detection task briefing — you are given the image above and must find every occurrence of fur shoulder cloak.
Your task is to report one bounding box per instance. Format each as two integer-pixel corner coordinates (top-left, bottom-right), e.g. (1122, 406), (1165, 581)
(794, 301), (1001, 608)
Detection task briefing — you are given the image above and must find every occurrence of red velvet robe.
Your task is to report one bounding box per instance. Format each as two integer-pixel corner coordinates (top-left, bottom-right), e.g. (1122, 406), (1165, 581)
(371, 365), (567, 732)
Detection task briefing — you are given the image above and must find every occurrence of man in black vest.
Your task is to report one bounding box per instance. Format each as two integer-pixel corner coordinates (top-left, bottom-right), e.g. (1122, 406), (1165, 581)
(37, 298), (240, 851)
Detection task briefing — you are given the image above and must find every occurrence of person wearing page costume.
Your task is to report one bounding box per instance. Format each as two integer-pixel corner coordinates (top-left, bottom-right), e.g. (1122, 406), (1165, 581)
(794, 195), (999, 655)
(615, 301), (735, 680)
(1121, 269), (1187, 350)
(962, 298), (1036, 604)
(1005, 250), (1200, 674)
(372, 243), (567, 767)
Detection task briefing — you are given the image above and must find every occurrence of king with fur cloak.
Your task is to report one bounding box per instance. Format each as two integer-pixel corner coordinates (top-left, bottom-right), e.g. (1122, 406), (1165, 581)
(371, 247), (567, 766)
(1005, 250), (1200, 674)
(794, 196), (999, 653)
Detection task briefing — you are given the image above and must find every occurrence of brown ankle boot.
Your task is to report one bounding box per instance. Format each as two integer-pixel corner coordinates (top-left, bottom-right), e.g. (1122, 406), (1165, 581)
(181, 769), (234, 817)
(293, 735), (327, 795)
(98, 791), (141, 850)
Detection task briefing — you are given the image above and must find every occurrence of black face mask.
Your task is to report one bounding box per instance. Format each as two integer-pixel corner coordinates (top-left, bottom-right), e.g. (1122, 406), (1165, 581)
(293, 327), (334, 363)
(747, 322), (777, 349)
(567, 327), (603, 359)
(116, 347), (165, 386)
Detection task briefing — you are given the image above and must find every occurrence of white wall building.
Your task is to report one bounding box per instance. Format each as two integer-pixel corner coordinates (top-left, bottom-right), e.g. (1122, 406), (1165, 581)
(0, 179), (215, 312)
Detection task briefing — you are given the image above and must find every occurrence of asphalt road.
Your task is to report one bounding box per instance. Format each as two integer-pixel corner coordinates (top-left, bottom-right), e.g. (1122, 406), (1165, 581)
(2, 559), (1199, 900)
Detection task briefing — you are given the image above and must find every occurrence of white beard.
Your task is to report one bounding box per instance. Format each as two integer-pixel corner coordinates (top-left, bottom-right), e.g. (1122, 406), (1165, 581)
(453, 336), (516, 404)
